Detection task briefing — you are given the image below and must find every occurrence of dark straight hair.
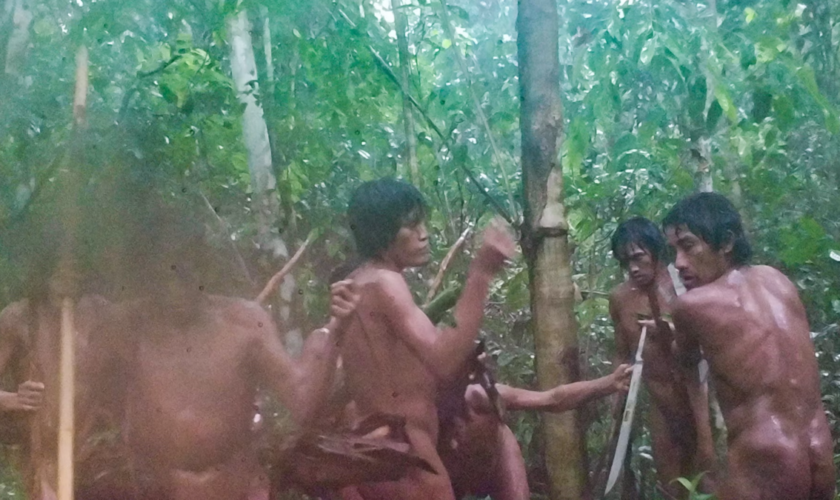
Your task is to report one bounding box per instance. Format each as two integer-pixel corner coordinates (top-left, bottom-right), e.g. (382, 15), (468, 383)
(347, 178), (427, 259)
(611, 216), (667, 266)
(662, 192), (752, 266)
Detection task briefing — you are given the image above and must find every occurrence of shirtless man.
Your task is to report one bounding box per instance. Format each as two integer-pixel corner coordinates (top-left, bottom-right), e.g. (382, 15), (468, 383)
(339, 178), (515, 500)
(0, 273), (109, 500)
(440, 364), (631, 500)
(87, 224), (359, 500)
(662, 192), (835, 500)
(609, 217), (715, 498)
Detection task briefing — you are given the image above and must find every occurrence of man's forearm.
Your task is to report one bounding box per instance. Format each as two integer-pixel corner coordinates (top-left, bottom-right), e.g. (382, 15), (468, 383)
(499, 377), (613, 413)
(292, 326), (341, 423)
(437, 263), (495, 380)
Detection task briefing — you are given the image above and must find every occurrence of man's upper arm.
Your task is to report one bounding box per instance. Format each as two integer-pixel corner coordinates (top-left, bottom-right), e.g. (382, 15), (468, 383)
(0, 303), (25, 373)
(248, 306), (297, 399)
(609, 293), (631, 363)
(672, 298), (702, 368)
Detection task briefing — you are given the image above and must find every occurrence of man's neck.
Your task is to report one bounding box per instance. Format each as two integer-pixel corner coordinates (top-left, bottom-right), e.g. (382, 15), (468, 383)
(368, 256), (404, 273)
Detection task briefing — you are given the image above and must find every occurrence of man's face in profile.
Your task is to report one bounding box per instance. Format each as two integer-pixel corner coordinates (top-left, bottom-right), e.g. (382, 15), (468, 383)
(388, 221), (431, 269)
(665, 224), (729, 290)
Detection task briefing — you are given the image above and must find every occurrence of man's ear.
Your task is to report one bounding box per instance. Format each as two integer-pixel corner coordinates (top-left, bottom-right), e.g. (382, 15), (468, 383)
(721, 230), (735, 256)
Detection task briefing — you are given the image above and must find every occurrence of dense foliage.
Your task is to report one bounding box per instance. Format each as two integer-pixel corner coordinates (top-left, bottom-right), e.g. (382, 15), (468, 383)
(0, 0), (838, 498)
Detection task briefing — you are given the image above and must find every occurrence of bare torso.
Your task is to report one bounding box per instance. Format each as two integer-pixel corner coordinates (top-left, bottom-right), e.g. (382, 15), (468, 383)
(109, 296), (271, 500)
(611, 279), (713, 495)
(340, 266), (454, 500)
(675, 265), (834, 500)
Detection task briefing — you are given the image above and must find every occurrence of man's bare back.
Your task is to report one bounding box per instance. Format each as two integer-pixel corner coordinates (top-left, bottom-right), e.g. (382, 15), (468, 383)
(665, 192), (835, 500)
(91, 282), (356, 500)
(673, 266), (834, 500)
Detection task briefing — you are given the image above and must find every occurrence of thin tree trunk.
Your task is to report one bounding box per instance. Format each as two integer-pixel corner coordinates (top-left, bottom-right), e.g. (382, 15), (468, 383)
(392, 0), (419, 185)
(3, 0), (31, 77)
(227, 8), (282, 255)
(228, 8), (302, 349)
(518, 0), (588, 499)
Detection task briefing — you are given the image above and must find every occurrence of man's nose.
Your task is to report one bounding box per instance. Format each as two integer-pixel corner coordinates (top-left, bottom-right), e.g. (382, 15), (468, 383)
(674, 251), (688, 270)
(417, 223), (429, 241)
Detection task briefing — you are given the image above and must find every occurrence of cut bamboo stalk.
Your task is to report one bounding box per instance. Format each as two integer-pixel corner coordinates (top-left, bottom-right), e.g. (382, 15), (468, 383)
(57, 297), (75, 500)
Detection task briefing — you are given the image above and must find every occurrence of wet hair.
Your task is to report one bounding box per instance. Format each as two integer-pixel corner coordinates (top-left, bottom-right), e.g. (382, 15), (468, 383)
(347, 178), (426, 259)
(662, 192), (752, 266)
(610, 216), (667, 267)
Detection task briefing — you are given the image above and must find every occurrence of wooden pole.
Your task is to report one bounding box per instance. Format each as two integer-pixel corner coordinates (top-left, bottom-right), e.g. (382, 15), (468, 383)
(57, 296), (76, 500)
(55, 43), (88, 500)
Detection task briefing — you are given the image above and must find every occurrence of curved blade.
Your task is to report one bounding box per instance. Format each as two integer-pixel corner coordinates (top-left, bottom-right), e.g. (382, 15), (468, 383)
(605, 325), (646, 495)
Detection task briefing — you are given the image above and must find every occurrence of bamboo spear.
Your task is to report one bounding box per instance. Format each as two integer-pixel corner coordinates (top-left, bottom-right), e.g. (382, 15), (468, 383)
(56, 44), (89, 500)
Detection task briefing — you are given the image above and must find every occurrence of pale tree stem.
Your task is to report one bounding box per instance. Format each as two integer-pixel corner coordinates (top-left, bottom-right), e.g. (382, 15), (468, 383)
(392, 0), (420, 185)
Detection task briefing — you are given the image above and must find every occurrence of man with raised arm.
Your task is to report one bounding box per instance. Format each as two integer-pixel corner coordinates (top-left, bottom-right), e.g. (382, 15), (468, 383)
(339, 178), (515, 500)
(608, 217), (715, 498)
(85, 216), (359, 500)
(662, 192), (834, 500)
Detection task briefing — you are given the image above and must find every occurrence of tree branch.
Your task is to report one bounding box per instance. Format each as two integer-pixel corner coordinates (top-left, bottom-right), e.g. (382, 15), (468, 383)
(256, 231), (316, 305)
(424, 224), (473, 306)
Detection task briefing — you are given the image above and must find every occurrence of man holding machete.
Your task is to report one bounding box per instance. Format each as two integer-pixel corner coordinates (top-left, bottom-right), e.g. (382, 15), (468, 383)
(607, 217), (715, 499)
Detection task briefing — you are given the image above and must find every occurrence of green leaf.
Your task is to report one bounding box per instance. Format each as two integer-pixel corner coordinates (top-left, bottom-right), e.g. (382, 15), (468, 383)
(714, 85), (738, 123)
(745, 7), (757, 24)
(639, 36), (656, 66)
(442, 39), (452, 49)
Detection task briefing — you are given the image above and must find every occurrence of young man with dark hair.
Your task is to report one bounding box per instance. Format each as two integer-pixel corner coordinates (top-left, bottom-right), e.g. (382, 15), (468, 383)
(339, 178), (515, 500)
(609, 216), (715, 499)
(663, 192), (835, 500)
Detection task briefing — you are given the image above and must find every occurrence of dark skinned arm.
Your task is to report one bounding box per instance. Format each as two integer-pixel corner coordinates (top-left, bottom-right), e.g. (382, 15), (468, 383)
(254, 280), (358, 425)
(371, 224), (514, 382)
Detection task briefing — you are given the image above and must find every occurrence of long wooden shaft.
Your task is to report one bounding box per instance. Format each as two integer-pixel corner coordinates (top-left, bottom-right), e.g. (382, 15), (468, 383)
(57, 297), (75, 500)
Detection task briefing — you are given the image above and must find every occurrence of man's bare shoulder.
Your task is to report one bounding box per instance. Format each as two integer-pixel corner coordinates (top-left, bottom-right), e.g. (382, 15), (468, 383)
(0, 300), (29, 340)
(0, 300), (28, 325)
(207, 294), (273, 330)
(355, 267), (412, 301)
(744, 265), (798, 294)
(672, 282), (731, 325)
(608, 281), (636, 306)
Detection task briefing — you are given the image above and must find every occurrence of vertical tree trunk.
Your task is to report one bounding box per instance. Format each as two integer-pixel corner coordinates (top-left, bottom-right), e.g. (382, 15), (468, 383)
(227, 8), (280, 248)
(3, 0), (31, 77)
(517, 0), (588, 499)
(392, 0), (419, 185)
(228, 8), (302, 349)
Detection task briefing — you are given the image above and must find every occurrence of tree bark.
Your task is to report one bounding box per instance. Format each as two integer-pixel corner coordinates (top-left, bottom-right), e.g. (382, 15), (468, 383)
(392, 0), (419, 185)
(517, 0), (588, 498)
